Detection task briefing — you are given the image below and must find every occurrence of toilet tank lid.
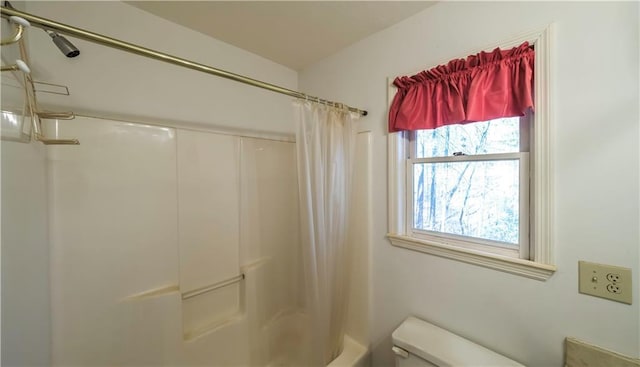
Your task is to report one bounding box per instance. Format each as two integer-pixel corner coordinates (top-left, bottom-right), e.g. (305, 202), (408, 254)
(392, 317), (525, 367)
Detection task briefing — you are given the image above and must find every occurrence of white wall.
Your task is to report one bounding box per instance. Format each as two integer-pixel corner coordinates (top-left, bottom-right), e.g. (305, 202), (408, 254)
(300, 2), (639, 366)
(1, 4), (51, 364)
(24, 1), (297, 135)
(1, 139), (51, 366)
(345, 132), (372, 347)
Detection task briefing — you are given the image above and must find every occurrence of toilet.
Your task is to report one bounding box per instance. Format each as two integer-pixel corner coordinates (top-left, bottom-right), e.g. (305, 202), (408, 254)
(392, 317), (525, 367)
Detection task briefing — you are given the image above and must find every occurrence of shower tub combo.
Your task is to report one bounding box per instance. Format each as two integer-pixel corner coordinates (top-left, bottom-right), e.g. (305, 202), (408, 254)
(46, 117), (371, 366)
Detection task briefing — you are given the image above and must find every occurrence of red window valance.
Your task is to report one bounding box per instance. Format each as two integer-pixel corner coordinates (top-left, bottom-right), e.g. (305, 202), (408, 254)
(388, 42), (534, 132)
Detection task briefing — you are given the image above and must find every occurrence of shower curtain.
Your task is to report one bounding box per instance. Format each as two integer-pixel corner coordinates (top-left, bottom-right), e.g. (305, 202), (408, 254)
(294, 100), (358, 365)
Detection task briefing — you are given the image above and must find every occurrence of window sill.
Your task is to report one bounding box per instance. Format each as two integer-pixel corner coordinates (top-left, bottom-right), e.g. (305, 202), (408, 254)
(387, 233), (556, 281)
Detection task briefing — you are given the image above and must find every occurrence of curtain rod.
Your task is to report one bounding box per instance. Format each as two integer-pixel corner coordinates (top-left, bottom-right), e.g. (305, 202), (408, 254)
(0, 6), (368, 116)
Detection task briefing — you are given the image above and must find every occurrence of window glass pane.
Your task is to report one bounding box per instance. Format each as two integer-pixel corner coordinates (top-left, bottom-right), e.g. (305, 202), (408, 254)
(413, 160), (519, 245)
(415, 117), (521, 158)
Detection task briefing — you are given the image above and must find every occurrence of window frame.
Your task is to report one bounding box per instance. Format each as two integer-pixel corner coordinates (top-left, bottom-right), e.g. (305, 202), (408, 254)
(387, 26), (556, 280)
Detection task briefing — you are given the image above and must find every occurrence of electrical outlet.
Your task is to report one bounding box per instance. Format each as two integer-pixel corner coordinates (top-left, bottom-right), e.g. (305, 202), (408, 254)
(579, 261), (632, 304)
(606, 284), (621, 294)
(606, 273), (621, 283)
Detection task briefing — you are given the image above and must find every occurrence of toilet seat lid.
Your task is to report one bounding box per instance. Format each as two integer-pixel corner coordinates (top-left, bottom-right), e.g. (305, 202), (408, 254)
(391, 317), (525, 367)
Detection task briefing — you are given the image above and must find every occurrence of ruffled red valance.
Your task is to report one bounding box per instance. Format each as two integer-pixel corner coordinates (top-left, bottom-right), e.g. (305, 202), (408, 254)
(388, 42), (534, 132)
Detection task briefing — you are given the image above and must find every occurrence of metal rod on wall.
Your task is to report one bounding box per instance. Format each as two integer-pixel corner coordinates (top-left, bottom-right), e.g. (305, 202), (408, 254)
(0, 6), (368, 116)
(182, 274), (245, 300)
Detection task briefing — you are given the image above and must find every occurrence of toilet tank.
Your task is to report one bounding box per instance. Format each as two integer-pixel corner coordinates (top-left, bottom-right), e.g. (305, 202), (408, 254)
(391, 317), (525, 367)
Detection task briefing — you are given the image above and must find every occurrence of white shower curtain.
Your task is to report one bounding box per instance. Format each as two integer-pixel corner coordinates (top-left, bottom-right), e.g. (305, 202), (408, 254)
(294, 100), (358, 365)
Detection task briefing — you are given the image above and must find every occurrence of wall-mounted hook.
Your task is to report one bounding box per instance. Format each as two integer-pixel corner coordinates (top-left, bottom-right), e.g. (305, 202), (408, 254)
(1, 59), (30, 73)
(1, 16), (29, 46)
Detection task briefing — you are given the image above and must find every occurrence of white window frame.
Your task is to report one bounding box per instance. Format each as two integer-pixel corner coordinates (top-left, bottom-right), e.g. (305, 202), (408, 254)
(387, 26), (556, 281)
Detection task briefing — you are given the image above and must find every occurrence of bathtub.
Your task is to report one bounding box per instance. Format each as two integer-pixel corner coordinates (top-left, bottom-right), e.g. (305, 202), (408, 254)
(243, 256), (370, 367)
(260, 311), (369, 367)
(326, 335), (369, 367)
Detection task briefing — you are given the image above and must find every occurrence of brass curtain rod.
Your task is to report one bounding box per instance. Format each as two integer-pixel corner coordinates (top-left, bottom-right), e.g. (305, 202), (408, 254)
(0, 6), (368, 116)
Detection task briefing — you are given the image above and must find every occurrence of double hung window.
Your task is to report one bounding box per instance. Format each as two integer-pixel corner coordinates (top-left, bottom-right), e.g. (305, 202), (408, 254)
(387, 28), (555, 280)
(408, 116), (530, 259)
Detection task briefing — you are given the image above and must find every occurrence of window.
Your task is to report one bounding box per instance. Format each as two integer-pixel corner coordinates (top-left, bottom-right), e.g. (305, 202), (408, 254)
(409, 116), (530, 259)
(387, 28), (555, 280)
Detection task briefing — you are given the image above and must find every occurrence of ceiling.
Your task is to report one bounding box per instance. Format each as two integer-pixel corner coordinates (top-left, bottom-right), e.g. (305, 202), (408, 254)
(126, 1), (436, 70)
